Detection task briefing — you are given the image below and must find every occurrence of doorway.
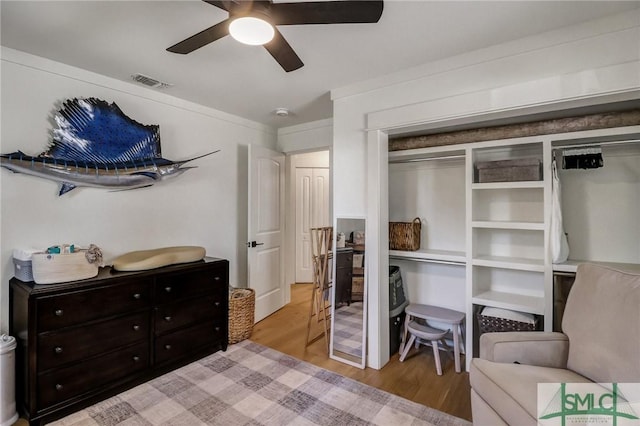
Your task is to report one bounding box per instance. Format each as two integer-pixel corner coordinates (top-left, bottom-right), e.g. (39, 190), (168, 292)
(291, 150), (331, 283)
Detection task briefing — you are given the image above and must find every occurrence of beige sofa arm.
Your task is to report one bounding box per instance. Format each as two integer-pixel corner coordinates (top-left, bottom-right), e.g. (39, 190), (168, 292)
(479, 332), (569, 368)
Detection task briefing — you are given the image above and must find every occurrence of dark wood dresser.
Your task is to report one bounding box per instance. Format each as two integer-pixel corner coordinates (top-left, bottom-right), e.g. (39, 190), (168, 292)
(335, 248), (353, 306)
(9, 257), (229, 426)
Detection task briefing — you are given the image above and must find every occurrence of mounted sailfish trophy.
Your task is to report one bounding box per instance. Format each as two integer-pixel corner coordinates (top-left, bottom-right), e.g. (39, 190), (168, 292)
(0, 98), (218, 196)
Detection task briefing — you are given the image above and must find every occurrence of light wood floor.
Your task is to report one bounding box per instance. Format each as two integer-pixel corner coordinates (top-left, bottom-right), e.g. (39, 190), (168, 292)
(250, 283), (473, 422)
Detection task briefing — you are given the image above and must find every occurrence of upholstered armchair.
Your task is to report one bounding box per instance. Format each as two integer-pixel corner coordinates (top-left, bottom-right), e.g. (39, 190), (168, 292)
(469, 263), (640, 425)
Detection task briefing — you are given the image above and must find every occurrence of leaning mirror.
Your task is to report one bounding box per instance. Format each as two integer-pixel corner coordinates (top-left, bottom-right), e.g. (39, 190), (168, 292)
(330, 217), (367, 368)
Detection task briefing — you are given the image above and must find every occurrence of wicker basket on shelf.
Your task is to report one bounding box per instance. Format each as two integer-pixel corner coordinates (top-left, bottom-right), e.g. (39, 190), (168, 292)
(229, 288), (255, 344)
(389, 217), (421, 251)
(476, 312), (538, 335)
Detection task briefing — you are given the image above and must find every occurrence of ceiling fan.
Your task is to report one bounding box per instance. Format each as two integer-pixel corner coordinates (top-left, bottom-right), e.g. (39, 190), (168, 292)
(167, 0), (384, 72)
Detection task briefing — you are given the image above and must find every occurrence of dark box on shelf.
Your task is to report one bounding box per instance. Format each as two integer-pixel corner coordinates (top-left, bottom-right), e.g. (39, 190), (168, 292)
(475, 158), (541, 183)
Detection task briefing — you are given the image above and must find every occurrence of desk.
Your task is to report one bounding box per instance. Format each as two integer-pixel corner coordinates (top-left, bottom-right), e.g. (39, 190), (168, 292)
(400, 303), (465, 372)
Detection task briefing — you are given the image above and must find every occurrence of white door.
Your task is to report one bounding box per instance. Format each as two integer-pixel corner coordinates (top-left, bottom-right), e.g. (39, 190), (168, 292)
(295, 167), (330, 282)
(248, 145), (285, 322)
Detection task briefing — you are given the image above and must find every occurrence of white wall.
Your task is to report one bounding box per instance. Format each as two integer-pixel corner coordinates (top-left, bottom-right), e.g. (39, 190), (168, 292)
(559, 145), (640, 263)
(0, 48), (276, 332)
(277, 118), (332, 154)
(331, 10), (640, 368)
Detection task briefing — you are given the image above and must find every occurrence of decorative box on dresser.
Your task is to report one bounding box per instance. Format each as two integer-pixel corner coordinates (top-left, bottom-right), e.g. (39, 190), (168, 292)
(10, 257), (229, 426)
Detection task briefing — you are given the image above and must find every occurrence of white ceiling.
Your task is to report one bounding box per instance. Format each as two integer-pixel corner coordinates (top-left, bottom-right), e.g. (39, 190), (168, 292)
(2, 1), (639, 129)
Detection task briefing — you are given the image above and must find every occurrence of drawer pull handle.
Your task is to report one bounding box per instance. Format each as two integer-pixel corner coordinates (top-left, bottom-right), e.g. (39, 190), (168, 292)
(164, 316), (172, 322)
(164, 344), (172, 350)
(165, 286), (172, 293)
(214, 276), (220, 281)
(54, 309), (64, 317)
(55, 384), (63, 391)
(54, 346), (63, 354)
(133, 355), (140, 362)
(132, 325), (140, 331)
(215, 326), (220, 332)
(133, 293), (142, 300)
(214, 302), (220, 307)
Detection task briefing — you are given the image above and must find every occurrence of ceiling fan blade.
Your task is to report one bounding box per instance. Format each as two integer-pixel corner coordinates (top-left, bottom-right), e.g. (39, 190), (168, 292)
(167, 19), (230, 54)
(270, 1), (383, 26)
(202, 1), (230, 11)
(263, 28), (304, 72)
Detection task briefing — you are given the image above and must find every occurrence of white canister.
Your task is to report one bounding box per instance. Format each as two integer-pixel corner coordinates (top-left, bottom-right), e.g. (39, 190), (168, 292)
(337, 232), (346, 248)
(0, 335), (18, 426)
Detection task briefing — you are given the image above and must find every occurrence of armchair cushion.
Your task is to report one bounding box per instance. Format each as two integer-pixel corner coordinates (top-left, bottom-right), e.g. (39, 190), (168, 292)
(563, 263), (640, 383)
(479, 332), (569, 368)
(470, 358), (591, 426)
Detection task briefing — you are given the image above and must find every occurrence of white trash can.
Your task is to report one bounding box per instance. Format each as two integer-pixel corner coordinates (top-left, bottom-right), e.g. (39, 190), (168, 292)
(0, 335), (18, 426)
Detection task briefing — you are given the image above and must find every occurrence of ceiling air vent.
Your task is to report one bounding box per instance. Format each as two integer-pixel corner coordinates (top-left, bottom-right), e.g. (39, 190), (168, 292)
(131, 73), (173, 89)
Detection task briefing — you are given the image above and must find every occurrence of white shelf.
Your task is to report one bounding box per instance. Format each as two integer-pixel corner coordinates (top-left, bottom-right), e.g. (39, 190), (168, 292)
(472, 181), (544, 190)
(472, 290), (545, 315)
(553, 259), (640, 274)
(472, 220), (544, 231)
(389, 248), (466, 265)
(472, 255), (545, 272)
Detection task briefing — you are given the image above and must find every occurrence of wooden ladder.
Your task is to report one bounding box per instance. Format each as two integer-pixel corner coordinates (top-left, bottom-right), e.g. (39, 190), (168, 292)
(304, 226), (333, 352)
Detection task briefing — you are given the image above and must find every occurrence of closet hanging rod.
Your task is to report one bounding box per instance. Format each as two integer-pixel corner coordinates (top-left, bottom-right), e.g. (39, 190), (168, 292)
(389, 154), (466, 164)
(389, 255), (465, 266)
(552, 138), (640, 152)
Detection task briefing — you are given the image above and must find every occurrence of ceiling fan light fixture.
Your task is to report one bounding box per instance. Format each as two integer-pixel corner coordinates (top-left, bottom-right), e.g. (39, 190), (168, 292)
(229, 16), (275, 46)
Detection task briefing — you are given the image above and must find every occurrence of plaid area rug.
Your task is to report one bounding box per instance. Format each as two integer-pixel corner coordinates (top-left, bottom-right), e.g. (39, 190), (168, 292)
(332, 302), (364, 357)
(49, 341), (470, 426)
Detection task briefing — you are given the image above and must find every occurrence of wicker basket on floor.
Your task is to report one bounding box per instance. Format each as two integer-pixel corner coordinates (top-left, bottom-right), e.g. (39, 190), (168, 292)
(229, 288), (255, 344)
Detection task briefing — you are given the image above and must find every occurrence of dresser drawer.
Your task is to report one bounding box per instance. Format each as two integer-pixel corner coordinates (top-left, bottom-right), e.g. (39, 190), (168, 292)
(38, 312), (150, 371)
(38, 342), (149, 409)
(155, 320), (224, 365)
(337, 251), (353, 268)
(155, 296), (222, 334)
(37, 280), (152, 332)
(155, 266), (226, 304)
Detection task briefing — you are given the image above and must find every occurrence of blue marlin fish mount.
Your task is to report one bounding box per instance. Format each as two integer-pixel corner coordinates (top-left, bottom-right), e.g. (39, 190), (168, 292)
(0, 98), (218, 196)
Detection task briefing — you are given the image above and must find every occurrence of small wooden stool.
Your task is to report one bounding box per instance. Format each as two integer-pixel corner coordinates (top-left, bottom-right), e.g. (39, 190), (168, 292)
(399, 303), (465, 375)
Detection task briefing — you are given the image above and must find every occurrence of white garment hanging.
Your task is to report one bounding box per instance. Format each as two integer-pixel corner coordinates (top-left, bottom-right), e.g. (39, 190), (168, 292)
(551, 159), (570, 263)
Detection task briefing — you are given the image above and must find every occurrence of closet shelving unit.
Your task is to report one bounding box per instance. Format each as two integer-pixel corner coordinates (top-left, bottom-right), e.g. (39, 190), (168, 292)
(553, 260), (640, 274)
(549, 130), (640, 276)
(385, 125), (640, 366)
(469, 141), (546, 319)
(387, 147), (467, 339)
(388, 249), (466, 265)
(388, 147), (467, 267)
